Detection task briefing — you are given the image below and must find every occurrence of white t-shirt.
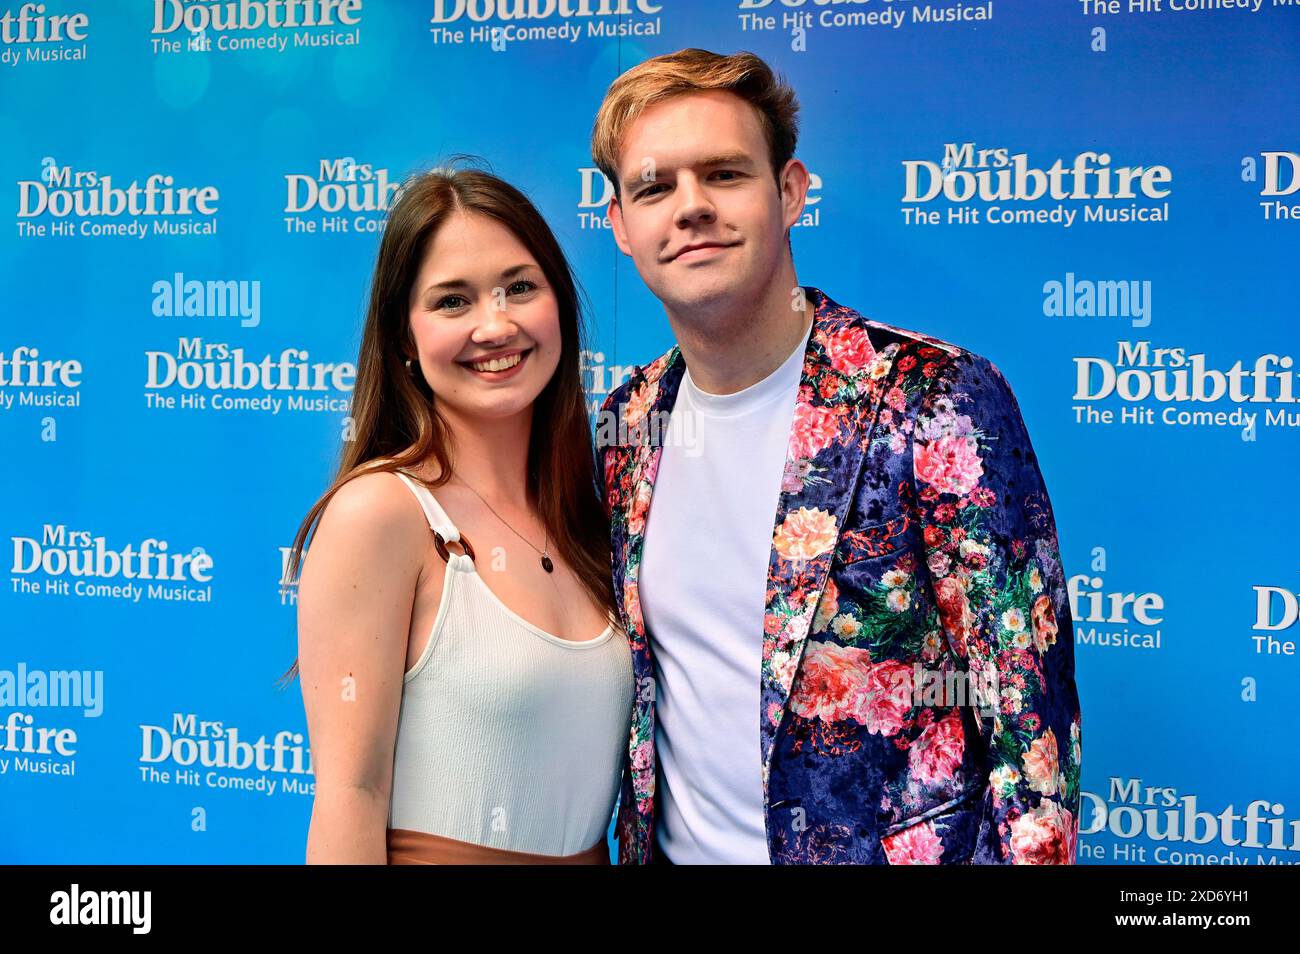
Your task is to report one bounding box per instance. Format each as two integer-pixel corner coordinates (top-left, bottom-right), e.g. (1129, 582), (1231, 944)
(638, 319), (811, 864)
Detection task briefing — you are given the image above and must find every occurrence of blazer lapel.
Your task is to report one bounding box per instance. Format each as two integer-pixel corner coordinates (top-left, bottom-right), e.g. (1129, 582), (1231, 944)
(618, 348), (686, 650)
(757, 287), (896, 797)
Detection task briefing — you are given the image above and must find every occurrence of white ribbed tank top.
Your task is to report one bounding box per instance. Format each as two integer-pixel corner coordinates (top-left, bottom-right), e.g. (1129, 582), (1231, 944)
(386, 469), (634, 856)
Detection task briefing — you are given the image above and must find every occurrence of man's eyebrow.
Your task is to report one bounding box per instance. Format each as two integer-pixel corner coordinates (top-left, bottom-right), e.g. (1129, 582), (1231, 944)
(421, 263), (537, 294)
(697, 152), (756, 169)
(621, 152), (757, 195)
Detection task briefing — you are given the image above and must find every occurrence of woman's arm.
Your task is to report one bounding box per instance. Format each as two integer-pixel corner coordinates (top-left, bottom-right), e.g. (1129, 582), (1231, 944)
(296, 471), (430, 864)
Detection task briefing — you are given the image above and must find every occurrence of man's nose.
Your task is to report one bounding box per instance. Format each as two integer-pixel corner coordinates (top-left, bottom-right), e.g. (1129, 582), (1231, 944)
(674, 174), (715, 226)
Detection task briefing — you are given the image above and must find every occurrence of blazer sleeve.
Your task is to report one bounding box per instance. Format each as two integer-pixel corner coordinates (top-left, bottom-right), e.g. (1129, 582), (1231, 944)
(910, 351), (1083, 864)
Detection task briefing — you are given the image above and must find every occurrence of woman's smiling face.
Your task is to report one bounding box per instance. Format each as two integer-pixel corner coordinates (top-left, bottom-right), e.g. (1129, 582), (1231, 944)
(406, 210), (562, 424)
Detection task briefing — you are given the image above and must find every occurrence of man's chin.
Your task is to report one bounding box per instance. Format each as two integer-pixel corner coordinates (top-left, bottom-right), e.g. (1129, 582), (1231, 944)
(656, 272), (746, 312)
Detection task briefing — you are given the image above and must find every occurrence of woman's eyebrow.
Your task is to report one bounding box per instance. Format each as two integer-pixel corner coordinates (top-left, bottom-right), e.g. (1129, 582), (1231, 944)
(422, 263), (536, 294)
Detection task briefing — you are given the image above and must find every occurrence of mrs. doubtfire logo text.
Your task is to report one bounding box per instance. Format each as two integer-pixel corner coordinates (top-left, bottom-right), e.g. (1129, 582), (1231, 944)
(901, 142), (1172, 228)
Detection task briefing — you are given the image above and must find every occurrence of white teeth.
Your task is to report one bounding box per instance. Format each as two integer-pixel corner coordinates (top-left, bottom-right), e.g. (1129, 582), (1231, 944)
(469, 352), (523, 373)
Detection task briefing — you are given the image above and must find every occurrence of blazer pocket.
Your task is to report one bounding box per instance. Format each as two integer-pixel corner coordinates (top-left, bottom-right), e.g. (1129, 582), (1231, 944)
(879, 783), (984, 865)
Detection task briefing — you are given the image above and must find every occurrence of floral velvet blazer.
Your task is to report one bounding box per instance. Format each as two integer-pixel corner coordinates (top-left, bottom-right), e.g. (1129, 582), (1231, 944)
(595, 286), (1082, 865)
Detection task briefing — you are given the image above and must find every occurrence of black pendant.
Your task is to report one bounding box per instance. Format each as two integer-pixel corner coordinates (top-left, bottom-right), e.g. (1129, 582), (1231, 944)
(541, 555), (554, 573)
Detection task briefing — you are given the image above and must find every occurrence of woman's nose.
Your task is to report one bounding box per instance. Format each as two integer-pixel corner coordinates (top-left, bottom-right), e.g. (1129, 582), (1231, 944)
(472, 295), (517, 342)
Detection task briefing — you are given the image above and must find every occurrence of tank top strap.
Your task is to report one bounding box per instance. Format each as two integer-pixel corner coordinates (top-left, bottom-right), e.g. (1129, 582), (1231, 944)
(393, 469), (464, 545)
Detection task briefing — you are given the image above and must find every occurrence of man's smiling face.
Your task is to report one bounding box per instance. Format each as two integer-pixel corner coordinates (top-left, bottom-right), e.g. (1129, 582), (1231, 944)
(607, 89), (802, 319)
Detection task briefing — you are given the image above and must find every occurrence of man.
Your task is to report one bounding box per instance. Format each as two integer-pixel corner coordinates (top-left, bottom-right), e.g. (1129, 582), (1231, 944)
(590, 48), (1082, 864)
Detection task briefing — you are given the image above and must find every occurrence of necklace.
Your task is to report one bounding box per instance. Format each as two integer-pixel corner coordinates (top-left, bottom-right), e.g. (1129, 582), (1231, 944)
(450, 476), (553, 573)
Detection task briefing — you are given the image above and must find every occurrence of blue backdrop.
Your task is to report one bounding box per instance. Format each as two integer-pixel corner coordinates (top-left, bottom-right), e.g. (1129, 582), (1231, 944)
(2, 0), (1298, 864)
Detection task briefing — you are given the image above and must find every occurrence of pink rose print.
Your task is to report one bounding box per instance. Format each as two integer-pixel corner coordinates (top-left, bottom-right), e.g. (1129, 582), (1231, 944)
(789, 641), (918, 736)
(825, 325), (876, 376)
(882, 818), (945, 864)
(789, 641), (874, 722)
(915, 435), (985, 496)
(927, 550), (952, 579)
(788, 402), (841, 461)
(908, 709), (966, 785)
(853, 659), (914, 736)
(1009, 801), (1074, 864)
(631, 739), (653, 772)
(933, 576), (975, 658)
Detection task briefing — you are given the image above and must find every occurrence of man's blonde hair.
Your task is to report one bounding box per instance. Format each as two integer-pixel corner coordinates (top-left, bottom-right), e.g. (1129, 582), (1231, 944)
(591, 48), (800, 201)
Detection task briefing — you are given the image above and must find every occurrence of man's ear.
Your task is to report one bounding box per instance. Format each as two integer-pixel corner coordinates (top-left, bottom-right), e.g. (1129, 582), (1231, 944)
(778, 158), (811, 233)
(607, 195), (632, 256)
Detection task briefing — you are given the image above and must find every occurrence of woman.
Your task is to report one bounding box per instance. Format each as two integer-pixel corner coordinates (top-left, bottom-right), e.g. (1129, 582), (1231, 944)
(279, 162), (632, 864)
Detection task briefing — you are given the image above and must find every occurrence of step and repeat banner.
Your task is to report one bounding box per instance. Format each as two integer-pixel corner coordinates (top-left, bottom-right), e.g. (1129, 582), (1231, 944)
(1, 1), (1297, 864)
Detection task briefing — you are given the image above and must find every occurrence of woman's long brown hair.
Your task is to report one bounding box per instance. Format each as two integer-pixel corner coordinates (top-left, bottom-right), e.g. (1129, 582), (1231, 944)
(275, 160), (613, 687)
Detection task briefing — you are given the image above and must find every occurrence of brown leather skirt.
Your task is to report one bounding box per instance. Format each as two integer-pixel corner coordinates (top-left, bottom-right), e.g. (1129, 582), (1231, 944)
(387, 827), (610, 865)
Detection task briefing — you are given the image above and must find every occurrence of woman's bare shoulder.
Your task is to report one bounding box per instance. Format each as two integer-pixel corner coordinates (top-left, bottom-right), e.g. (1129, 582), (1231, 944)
(304, 469), (430, 580)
